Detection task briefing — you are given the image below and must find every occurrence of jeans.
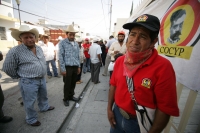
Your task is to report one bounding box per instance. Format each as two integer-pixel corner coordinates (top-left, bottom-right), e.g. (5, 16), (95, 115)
(19, 77), (50, 124)
(46, 60), (58, 77)
(110, 104), (140, 133)
(83, 58), (91, 73)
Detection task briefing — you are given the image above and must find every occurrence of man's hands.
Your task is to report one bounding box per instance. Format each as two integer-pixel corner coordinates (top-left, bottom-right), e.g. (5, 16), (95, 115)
(107, 109), (116, 128)
(84, 48), (89, 52)
(61, 67), (80, 76)
(77, 67), (81, 74)
(114, 51), (119, 54)
(61, 71), (66, 76)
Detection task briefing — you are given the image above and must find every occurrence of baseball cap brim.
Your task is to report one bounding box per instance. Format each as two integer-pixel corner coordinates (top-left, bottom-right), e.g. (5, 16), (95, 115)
(123, 22), (158, 32)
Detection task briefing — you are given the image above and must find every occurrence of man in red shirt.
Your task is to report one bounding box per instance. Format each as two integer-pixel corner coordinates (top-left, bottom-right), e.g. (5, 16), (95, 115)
(82, 38), (91, 73)
(107, 14), (179, 133)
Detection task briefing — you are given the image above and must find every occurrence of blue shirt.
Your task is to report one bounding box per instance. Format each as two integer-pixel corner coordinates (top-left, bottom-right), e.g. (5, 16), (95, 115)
(2, 44), (46, 79)
(59, 38), (80, 72)
(106, 38), (117, 49)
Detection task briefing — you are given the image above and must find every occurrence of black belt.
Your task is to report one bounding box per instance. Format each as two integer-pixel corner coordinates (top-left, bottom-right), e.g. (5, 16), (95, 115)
(116, 105), (136, 119)
(32, 77), (43, 79)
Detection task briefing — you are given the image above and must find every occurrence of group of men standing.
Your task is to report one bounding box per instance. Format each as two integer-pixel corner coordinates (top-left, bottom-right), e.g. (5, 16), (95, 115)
(0, 25), (83, 126)
(0, 13), (179, 133)
(0, 24), (107, 126)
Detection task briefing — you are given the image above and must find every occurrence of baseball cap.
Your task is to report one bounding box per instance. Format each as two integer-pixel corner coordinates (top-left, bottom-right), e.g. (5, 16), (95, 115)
(76, 38), (82, 42)
(85, 38), (89, 41)
(118, 31), (125, 35)
(123, 14), (160, 32)
(92, 37), (99, 43)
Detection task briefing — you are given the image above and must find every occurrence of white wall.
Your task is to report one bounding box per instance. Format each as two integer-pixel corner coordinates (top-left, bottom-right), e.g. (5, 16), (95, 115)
(113, 18), (128, 37)
(0, 19), (15, 41)
(0, 19), (16, 51)
(0, 0), (14, 18)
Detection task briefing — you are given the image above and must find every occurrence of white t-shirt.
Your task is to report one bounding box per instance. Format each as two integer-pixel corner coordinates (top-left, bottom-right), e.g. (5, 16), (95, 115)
(88, 43), (102, 64)
(39, 41), (55, 61)
(55, 42), (60, 61)
(108, 62), (115, 71)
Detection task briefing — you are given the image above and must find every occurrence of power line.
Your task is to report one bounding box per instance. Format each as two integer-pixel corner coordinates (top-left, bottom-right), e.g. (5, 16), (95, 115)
(1, 3), (70, 24)
(101, 0), (108, 31)
(89, 17), (105, 30)
(37, 0), (103, 16)
(23, 0), (103, 21)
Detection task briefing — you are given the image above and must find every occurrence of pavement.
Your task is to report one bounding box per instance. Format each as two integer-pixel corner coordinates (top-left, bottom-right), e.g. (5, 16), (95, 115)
(65, 71), (110, 133)
(0, 53), (92, 133)
(0, 51), (111, 133)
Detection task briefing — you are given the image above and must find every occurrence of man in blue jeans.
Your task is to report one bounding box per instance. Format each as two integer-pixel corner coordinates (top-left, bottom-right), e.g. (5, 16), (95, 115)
(3, 25), (55, 126)
(39, 34), (60, 78)
(108, 14), (179, 133)
(82, 38), (91, 73)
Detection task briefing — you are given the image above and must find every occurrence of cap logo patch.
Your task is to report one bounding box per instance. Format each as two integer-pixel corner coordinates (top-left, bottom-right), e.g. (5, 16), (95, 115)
(141, 78), (151, 88)
(136, 15), (148, 22)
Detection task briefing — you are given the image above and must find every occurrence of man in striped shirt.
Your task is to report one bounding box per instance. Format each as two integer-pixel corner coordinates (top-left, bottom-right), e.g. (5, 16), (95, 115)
(2, 25), (54, 126)
(59, 25), (81, 106)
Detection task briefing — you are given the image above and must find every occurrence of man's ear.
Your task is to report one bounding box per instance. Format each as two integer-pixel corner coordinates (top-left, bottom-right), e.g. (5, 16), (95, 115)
(150, 37), (158, 49)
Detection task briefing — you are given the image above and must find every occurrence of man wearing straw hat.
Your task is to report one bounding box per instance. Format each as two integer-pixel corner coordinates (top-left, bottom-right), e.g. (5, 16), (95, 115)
(2, 25), (55, 126)
(59, 25), (81, 106)
(39, 34), (60, 78)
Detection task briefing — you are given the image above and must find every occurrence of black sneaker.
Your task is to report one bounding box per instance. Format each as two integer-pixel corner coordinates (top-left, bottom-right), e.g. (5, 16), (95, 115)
(63, 100), (69, 106)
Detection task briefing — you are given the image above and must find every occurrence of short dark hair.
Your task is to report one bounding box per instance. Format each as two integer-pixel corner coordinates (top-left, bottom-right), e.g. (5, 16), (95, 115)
(109, 35), (114, 39)
(170, 9), (186, 24)
(149, 31), (158, 42)
(114, 53), (123, 61)
(128, 26), (158, 42)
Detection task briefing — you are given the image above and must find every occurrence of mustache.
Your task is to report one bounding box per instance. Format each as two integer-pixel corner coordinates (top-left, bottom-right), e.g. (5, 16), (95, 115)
(172, 31), (181, 38)
(118, 39), (124, 42)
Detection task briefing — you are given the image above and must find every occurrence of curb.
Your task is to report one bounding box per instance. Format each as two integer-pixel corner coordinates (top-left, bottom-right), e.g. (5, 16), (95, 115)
(56, 77), (91, 132)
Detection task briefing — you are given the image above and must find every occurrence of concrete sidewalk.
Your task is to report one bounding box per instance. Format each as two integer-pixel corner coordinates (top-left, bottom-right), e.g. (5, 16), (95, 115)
(0, 69), (91, 133)
(65, 70), (110, 133)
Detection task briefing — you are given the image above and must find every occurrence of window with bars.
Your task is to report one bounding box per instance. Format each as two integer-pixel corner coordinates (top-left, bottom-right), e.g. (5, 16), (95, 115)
(0, 27), (7, 40)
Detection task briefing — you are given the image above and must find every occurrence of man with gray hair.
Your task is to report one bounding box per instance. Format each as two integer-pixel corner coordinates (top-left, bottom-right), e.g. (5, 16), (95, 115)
(3, 25), (54, 126)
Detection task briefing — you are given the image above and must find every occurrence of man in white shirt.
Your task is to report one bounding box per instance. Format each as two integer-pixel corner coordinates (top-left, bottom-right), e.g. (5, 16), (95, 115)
(108, 31), (126, 61)
(102, 35), (117, 76)
(55, 36), (63, 75)
(39, 34), (59, 78)
(88, 38), (102, 84)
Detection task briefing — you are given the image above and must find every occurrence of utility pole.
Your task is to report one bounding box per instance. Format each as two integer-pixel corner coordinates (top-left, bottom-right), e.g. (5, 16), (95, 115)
(109, 0), (112, 36)
(16, 0), (21, 25)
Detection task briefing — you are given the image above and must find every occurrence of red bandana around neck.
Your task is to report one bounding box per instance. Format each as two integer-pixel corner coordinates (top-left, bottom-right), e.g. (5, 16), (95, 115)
(123, 49), (153, 78)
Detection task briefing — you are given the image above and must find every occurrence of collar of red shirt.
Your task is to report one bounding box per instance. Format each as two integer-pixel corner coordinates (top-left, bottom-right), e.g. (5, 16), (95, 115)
(139, 49), (158, 68)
